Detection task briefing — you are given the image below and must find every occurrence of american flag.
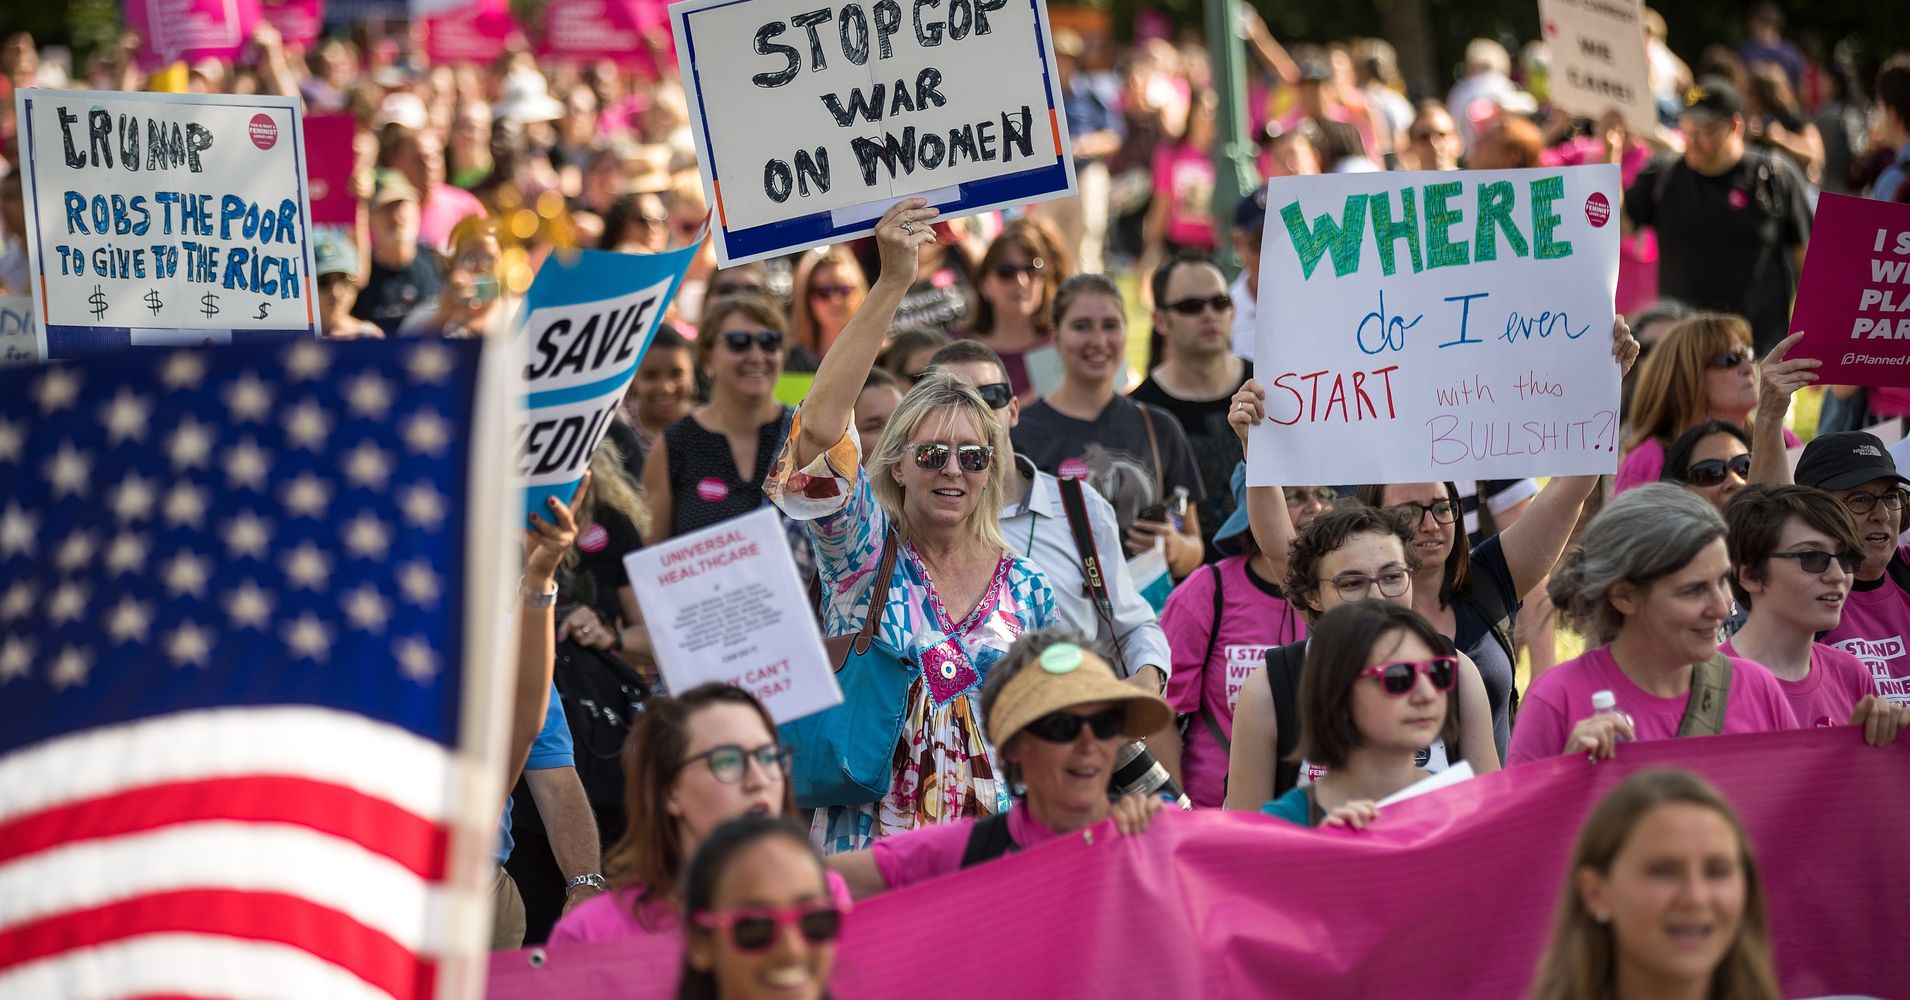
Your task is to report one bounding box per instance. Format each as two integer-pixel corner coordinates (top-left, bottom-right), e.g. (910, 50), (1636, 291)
(0, 339), (507, 999)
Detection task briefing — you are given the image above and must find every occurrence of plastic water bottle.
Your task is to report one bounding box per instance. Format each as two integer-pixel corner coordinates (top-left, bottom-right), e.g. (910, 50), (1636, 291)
(1591, 690), (1633, 741)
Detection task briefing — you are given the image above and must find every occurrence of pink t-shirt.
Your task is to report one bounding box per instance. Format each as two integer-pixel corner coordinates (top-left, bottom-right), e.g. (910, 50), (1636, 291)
(1541, 139), (1658, 315)
(548, 871), (854, 945)
(870, 801), (1069, 889)
(1151, 144), (1218, 250)
(1614, 428), (1799, 495)
(1507, 646), (1798, 766)
(418, 184), (486, 251)
(1160, 557), (1308, 808)
(1819, 550), (1910, 708)
(1719, 639), (1878, 730)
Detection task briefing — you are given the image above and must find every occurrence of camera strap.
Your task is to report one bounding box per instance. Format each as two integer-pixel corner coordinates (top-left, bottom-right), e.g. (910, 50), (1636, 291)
(1058, 475), (1129, 676)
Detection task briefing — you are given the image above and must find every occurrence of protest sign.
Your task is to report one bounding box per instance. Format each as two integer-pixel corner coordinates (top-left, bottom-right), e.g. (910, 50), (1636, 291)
(125, 0), (263, 68)
(1537, 0), (1656, 134)
(624, 507), (842, 723)
(514, 245), (695, 517)
(0, 297), (39, 365)
(425, 3), (520, 63)
(260, 0), (325, 47)
(490, 729), (1910, 1000)
(12, 89), (320, 359)
(539, 0), (649, 70)
(1789, 193), (1910, 387)
(670, 0), (1076, 265)
(1247, 165), (1622, 487)
(303, 114), (357, 227)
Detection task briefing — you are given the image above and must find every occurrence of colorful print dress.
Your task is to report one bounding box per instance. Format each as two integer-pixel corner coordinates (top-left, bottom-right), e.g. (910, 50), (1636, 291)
(766, 416), (1055, 853)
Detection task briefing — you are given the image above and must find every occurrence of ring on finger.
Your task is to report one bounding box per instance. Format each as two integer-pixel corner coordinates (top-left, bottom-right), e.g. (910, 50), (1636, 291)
(900, 220), (914, 234)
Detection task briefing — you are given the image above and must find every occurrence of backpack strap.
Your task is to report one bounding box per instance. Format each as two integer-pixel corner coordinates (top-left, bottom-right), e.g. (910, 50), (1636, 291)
(1136, 403), (1165, 501)
(1057, 475), (1128, 675)
(958, 811), (1017, 869)
(1197, 564), (1230, 753)
(1678, 653), (1734, 738)
(1267, 641), (1307, 797)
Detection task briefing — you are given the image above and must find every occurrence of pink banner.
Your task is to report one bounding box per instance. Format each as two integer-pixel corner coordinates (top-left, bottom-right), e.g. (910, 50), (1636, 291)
(1792, 192), (1910, 387)
(126, 0), (263, 68)
(303, 113), (357, 226)
(536, 0), (647, 71)
(260, 0), (324, 48)
(487, 730), (1909, 999)
(423, 3), (519, 65)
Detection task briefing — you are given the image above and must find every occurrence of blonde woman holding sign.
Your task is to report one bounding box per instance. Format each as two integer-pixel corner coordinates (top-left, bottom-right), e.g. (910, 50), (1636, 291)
(766, 199), (1056, 853)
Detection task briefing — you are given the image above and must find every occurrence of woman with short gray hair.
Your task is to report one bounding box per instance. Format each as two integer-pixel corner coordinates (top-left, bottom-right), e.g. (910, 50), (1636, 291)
(1507, 484), (1798, 765)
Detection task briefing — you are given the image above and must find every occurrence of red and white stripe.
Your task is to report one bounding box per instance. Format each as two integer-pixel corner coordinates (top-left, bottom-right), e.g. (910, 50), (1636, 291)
(0, 706), (464, 999)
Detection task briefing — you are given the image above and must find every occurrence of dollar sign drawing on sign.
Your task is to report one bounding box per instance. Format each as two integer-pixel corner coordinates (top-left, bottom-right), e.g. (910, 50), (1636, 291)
(255, 303), (270, 320)
(199, 292), (221, 320)
(144, 289), (163, 316)
(88, 285), (108, 319)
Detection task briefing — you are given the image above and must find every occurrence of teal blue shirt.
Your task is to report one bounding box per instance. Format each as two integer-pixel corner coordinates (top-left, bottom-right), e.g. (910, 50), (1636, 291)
(1262, 786), (1316, 827)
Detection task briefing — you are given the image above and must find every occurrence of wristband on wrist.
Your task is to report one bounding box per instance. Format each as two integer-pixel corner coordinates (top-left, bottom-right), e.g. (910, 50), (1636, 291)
(520, 576), (558, 608)
(566, 873), (608, 893)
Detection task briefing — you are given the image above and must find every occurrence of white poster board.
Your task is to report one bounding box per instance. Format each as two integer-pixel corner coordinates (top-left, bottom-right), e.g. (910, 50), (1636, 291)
(625, 507), (842, 722)
(0, 297), (39, 365)
(670, 0), (1076, 265)
(1538, 0), (1657, 134)
(12, 88), (319, 359)
(1249, 166), (1622, 487)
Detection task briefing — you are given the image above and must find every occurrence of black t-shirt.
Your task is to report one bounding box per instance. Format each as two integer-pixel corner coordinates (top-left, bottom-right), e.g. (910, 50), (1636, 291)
(353, 246), (443, 336)
(1011, 394), (1206, 537)
(1129, 364), (1252, 560)
(1623, 149), (1813, 354)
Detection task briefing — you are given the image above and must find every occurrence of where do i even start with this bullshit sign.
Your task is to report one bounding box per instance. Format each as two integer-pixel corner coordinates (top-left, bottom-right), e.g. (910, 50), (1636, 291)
(1248, 165), (1622, 487)
(671, 0), (1076, 265)
(13, 89), (319, 359)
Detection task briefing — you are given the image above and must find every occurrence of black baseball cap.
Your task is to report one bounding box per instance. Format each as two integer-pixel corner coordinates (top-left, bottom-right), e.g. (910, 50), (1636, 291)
(1794, 432), (1909, 491)
(1681, 77), (1743, 122)
(1235, 184), (1270, 234)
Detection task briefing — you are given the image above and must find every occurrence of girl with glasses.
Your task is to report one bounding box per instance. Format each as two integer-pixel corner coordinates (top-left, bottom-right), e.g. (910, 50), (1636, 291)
(790, 247), (869, 360)
(961, 218), (1073, 403)
(678, 815), (846, 1000)
(1618, 314), (1797, 495)
(551, 684), (852, 943)
(767, 201), (1057, 852)
(1659, 420), (1751, 513)
(827, 631), (1175, 895)
(1509, 485), (1800, 766)
(1264, 601), (1465, 829)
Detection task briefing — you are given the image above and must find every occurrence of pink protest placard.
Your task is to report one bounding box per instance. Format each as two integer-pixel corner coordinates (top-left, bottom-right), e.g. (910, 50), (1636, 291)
(486, 729), (1910, 999)
(303, 113), (357, 226)
(126, 0), (263, 67)
(537, 0), (643, 69)
(260, 0), (324, 48)
(424, 4), (519, 65)
(1791, 192), (1910, 386)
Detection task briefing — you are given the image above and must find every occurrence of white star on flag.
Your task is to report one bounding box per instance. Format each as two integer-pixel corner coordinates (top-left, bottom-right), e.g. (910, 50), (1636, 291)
(48, 582), (90, 626)
(100, 389), (152, 445)
(284, 613), (333, 661)
(407, 343), (454, 384)
(343, 583), (392, 633)
(44, 442), (92, 498)
(162, 550), (212, 598)
(284, 400), (332, 451)
(226, 580), (274, 630)
(0, 417), (24, 464)
(225, 438), (272, 491)
(163, 482), (211, 529)
(402, 410), (452, 456)
(224, 511), (272, 559)
(55, 530), (97, 571)
(0, 636), (32, 682)
(282, 542), (333, 590)
(109, 472), (159, 523)
(34, 368), (81, 414)
(0, 581), (32, 621)
(342, 511), (392, 559)
(282, 473), (333, 518)
(285, 341), (331, 381)
(165, 417), (216, 470)
(1, 502), (39, 559)
(160, 351), (208, 390)
(399, 483), (446, 528)
(104, 532), (149, 576)
(398, 560), (442, 607)
(164, 621), (214, 668)
(395, 635), (439, 681)
(342, 442), (394, 490)
(106, 596), (154, 644)
(345, 372), (395, 419)
(224, 372), (274, 422)
(48, 646), (92, 689)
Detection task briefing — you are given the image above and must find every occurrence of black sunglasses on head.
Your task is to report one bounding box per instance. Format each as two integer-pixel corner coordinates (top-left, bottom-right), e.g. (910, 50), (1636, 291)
(1684, 454), (1751, 487)
(722, 329), (785, 353)
(1023, 707), (1126, 744)
(1165, 294), (1233, 316)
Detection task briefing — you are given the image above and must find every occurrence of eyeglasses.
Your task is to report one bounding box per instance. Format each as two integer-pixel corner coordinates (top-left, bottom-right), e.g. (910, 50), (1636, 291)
(990, 260), (1044, 281)
(1683, 454), (1751, 487)
(1391, 500), (1458, 525)
(1840, 489), (1908, 515)
(1767, 549), (1861, 575)
(679, 742), (789, 784)
(1323, 566), (1412, 602)
(1165, 294), (1233, 316)
(722, 329), (785, 354)
(711, 281), (765, 297)
(1284, 486), (1337, 506)
(810, 283), (857, 300)
(974, 382), (1013, 409)
(1359, 657), (1458, 696)
(911, 442), (993, 473)
(693, 902), (845, 952)
(1709, 348), (1753, 369)
(1022, 707), (1126, 744)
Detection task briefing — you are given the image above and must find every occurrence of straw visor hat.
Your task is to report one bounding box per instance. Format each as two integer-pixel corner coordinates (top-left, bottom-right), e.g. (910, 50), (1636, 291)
(987, 644), (1174, 747)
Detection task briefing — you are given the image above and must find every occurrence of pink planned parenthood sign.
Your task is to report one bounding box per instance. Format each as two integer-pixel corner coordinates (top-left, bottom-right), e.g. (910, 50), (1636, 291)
(487, 729), (1909, 999)
(1791, 192), (1910, 386)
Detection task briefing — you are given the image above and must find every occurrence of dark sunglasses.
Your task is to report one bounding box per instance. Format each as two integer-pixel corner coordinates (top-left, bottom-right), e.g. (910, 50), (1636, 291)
(1023, 707), (1126, 744)
(722, 329), (785, 353)
(974, 382), (1013, 409)
(990, 260), (1044, 281)
(1165, 294), (1233, 316)
(1768, 549), (1861, 575)
(1358, 657), (1458, 696)
(1683, 454), (1751, 487)
(912, 442), (993, 473)
(693, 902), (844, 952)
(810, 283), (857, 300)
(1710, 348), (1753, 369)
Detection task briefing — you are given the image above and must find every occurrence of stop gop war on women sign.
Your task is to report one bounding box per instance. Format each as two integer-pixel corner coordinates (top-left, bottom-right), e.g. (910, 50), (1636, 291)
(670, 0), (1076, 265)
(1246, 165), (1623, 487)
(12, 88), (319, 359)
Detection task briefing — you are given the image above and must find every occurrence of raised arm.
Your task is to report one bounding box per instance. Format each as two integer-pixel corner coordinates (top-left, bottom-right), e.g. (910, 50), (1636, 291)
(509, 477), (583, 795)
(1229, 380), (1297, 583)
(1747, 332), (1819, 486)
(792, 199), (939, 467)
